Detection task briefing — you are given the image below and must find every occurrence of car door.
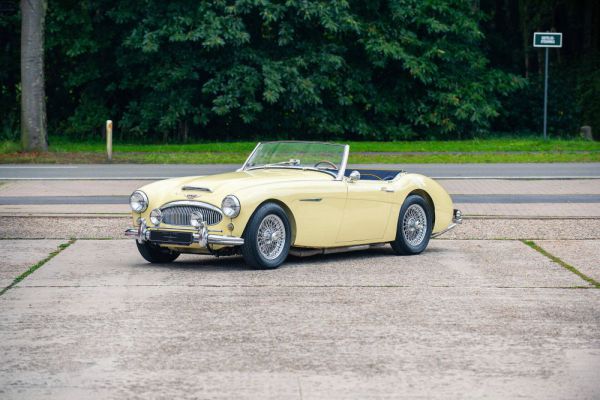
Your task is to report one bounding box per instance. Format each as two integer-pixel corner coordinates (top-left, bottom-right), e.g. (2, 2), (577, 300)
(288, 180), (348, 247)
(336, 177), (394, 243)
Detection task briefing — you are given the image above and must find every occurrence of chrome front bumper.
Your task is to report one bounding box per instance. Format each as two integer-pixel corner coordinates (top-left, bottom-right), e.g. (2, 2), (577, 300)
(125, 218), (244, 247)
(431, 209), (462, 239)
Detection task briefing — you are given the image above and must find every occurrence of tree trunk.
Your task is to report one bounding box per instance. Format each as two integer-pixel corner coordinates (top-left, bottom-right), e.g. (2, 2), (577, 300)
(20, 0), (48, 152)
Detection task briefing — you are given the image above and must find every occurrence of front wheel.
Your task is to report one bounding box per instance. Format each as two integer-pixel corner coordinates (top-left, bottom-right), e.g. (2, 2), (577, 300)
(241, 203), (291, 269)
(391, 195), (433, 255)
(136, 241), (180, 263)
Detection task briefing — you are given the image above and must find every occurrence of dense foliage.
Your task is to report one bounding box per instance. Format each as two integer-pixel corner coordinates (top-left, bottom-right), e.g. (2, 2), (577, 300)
(1, 0), (598, 142)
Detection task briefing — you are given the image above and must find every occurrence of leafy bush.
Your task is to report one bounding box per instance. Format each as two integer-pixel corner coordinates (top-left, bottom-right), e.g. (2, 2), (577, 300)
(39, 0), (523, 141)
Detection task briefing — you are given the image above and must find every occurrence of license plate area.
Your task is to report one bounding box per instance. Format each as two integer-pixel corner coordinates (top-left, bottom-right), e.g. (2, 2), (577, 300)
(149, 230), (193, 245)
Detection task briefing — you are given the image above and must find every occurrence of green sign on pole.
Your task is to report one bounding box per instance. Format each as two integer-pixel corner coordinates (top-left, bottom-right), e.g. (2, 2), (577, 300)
(533, 32), (562, 48)
(533, 32), (562, 140)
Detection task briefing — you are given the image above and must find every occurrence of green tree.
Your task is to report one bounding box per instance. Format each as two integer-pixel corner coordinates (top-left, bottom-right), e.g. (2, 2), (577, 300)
(41, 0), (522, 141)
(0, 2), (20, 140)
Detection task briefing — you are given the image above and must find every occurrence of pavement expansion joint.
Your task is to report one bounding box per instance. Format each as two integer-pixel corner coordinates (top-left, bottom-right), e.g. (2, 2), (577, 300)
(522, 240), (600, 288)
(0, 239), (76, 296)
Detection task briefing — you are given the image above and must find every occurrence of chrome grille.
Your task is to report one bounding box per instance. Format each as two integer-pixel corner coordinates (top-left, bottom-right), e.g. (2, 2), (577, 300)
(161, 204), (223, 226)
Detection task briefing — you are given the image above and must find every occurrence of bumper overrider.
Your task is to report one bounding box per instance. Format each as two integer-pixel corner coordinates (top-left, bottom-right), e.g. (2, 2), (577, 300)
(431, 209), (462, 238)
(125, 217), (244, 247)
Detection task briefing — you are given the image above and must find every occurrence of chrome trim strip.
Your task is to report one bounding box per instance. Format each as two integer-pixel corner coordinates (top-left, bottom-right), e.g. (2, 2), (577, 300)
(431, 209), (462, 238)
(124, 218), (149, 242)
(125, 228), (138, 237)
(126, 227), (244, 246)
(239, 142), (262, 172)
(299, 198), (322, 202)
(240, 141), (349, 180)
(260, 140), (346, 145)
(336, 144), (350, 181)
(182, 186), (212, 192)
(289, 242), (386, 257)
(245, 165), (336, 177)
(430, 223), (457, 238)
(207, 234), (244, 246)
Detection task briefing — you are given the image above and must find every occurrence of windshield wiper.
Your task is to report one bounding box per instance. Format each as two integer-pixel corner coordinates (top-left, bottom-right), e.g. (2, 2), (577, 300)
(262, 159), (301, 168)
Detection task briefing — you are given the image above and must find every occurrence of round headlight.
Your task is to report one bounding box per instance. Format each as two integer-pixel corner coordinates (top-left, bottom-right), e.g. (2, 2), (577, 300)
(190, 211), (204, 228)
(221, 195), (241, 218)
(130, 191), (148, 213)
(150, 208), (162, 226)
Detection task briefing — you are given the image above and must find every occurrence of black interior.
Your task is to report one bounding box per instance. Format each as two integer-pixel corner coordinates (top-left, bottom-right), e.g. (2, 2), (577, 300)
(344, 169), (403, 181)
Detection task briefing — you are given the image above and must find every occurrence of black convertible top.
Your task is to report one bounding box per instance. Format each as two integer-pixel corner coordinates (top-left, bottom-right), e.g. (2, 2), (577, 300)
(344, 168), (404, 181)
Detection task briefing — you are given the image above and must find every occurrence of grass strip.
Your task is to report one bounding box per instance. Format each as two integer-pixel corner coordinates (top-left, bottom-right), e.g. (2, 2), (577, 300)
(1, 150), (599, 164)
(522, 240), (600, 288)
(2, 138), (600, 164)
(0, 239), (76, 296)
(3, 138), (600, 154)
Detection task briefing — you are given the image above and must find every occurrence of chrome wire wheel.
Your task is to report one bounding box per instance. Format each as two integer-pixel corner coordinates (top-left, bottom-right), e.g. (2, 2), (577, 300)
(402, 204), (427, 247)
(256, 214), (286, 260)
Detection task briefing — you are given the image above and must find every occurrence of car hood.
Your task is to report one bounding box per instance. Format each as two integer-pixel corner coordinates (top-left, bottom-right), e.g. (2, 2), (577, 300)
(138, 168), (333, 208)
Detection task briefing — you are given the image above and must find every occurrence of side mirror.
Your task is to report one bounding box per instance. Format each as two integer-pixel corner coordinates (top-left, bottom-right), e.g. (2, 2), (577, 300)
(348, 170), (360, 183)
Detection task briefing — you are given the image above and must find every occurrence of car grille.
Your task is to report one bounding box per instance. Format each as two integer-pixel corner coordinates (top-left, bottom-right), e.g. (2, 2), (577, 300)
(161, 204), (223, 226)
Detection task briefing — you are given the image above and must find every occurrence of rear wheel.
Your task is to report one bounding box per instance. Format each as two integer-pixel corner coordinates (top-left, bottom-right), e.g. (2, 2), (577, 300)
(391, 195), (432, 255)
(241, 203), (291, 269)
(136, 241), (180, 263)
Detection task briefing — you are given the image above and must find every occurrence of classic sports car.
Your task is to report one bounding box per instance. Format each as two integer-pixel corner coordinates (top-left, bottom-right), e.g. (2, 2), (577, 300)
(125, 141), (461, 269)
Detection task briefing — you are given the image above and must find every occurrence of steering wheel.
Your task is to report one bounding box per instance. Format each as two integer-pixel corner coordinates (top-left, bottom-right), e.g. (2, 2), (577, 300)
(314, 160), (338, 170)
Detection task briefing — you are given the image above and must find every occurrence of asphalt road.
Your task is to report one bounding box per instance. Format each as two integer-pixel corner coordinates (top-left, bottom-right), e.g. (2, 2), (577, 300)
(1, 162), (599, 179)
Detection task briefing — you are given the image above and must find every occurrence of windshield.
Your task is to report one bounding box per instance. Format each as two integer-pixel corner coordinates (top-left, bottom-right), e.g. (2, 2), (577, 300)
(243, 141), (348, 178)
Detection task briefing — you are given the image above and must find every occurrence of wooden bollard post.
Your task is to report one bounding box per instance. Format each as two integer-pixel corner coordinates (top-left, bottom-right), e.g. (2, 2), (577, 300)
(106, 120), (113, 161)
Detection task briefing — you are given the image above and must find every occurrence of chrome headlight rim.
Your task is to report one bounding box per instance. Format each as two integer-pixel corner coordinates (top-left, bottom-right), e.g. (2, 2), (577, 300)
(221, 195), (241, 218)
(129, 190), (149, 213)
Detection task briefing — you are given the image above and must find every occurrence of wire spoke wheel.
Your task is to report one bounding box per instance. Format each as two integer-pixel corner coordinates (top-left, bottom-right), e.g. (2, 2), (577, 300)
(256, 214), (286, 260)
(402, 204), (427, 247)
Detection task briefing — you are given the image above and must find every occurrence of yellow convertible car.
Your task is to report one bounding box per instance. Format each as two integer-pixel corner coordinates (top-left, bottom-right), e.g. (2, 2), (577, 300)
(125, 141), (461, 269)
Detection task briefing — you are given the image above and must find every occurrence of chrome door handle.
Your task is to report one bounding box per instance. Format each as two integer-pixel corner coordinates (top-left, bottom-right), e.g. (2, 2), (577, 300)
(381, 187), (394, 193)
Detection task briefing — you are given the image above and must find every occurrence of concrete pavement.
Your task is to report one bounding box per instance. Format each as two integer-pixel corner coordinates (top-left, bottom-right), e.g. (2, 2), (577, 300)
(0, 239), (598, 399)
(537, 240), (600, 282)
(0, 240), (64, 288)
(1, 166), (599, 398)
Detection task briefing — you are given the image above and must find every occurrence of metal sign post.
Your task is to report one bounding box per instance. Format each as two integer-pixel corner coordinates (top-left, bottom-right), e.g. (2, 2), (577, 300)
(533, 32), (562, 140)
(106, 120), (113, 161)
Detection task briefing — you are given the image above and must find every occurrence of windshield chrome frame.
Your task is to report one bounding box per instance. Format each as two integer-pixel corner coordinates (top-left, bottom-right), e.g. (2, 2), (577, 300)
(238, 141), (349, 181)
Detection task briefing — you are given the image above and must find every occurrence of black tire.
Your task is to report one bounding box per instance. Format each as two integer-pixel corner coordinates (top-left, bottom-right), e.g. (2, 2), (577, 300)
(241, 203), (291, 269)
(136, 241), (180, 263)
(391, 194), (433, 255)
